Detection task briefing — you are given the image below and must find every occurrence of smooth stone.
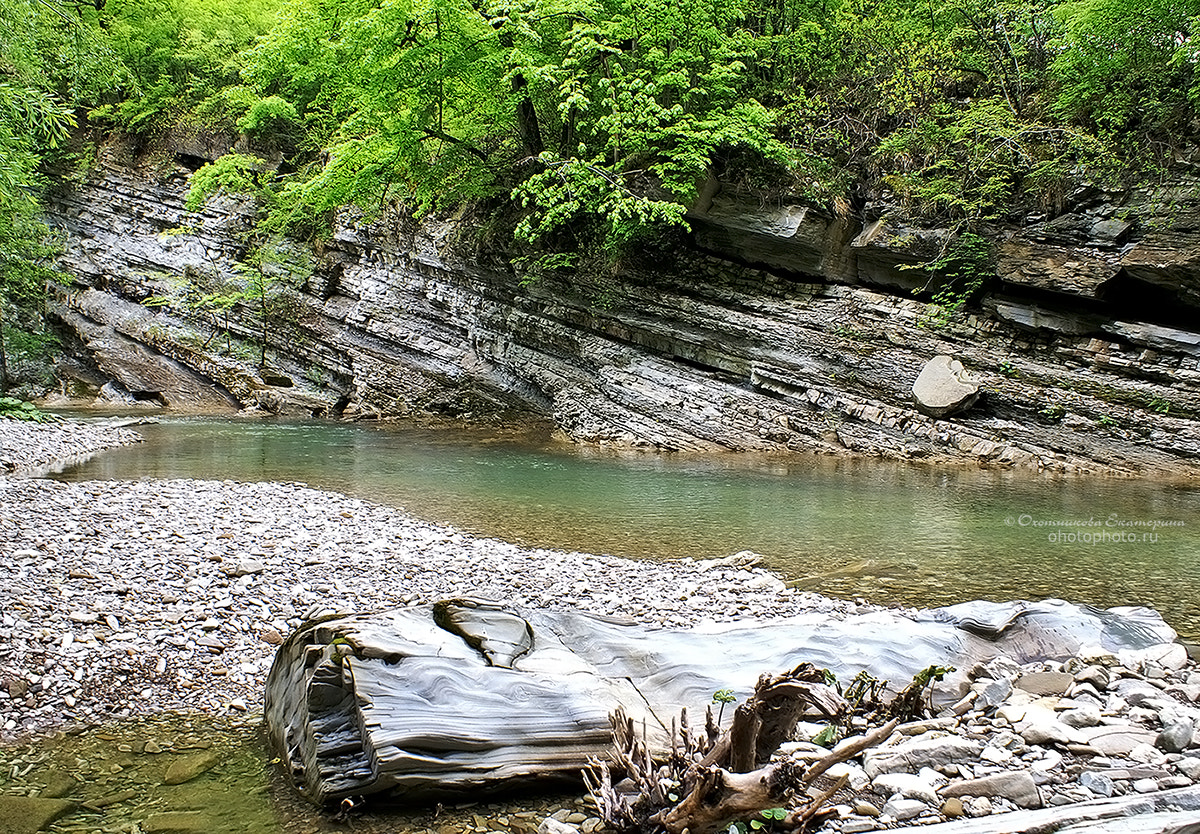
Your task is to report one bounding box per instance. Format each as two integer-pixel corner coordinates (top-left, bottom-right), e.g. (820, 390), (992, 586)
(1110, 679), (1163, 703)
(38, 772), (78, 799)
(1060, 705), (1102, 729)
(1015, 672), (1074, 696)
(231, 558), (265, 577)
(1132, 778), (1159, 793)
(911, 355), (980, 418)
(880, 797), (926, 822)
(0, 797), (76, 834)
(941, 770), (1042, 809)
(1080, 725), (1158, 756)
(1157, 720), (1195, 753)
(1177, 758), (1200, 780)
(1120, 643), (1189, 672)
(977, 678), (1013, 709)
(141, 812), (211, 834)
(842, 822), (877, 834)
(162, 751), (221, 785)
(1129, 743), (1169, 765)
(853, 801), (881, 817)
(1020, 720), (1081, 747)
(538, 819), (580, 834)
(941, 797), (964, 818)
(1073, 665), (1112, 690)
(144, 740), (163, 754)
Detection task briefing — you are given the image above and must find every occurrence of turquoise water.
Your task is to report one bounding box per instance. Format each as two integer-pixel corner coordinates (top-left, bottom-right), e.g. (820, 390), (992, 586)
(54, 416), (1200, 641)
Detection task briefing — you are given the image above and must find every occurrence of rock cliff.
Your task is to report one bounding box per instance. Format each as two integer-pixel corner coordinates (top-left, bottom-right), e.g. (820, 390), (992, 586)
(45, 147), (1200, 475)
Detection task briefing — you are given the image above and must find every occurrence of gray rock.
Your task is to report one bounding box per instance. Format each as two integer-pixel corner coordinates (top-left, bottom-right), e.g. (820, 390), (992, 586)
(1111, 678), (1164, 704)
(1081, 725), (1159, 756)
(1079, 771), (1115, 797)
(962, 796), (993, 818)
(1073, 665), (1112, 691)
(230, 559), (265, 577)
(1177, 757), (1200, 780)
(1060, 705), (1102, 728)
(1132, 778), (1159, 793)
(538, 819), (580, 834)
(1157, 720), (1195, 753)
(871, 772), (939, 804)
(911, 355), (980, 418)
(880, 797), (927, 822)
(976, 678), (1013, 709)
(864, 734), (984, 778)
(942, 771), (1043, 809)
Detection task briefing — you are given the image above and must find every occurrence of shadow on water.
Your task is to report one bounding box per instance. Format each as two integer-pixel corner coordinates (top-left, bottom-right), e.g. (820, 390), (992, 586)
(0, 714), (588, 834)
(50, 415), (1200, 642)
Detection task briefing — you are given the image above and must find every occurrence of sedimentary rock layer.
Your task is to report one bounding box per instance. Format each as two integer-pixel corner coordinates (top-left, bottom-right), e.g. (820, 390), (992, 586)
(45, 150), (1200, 474)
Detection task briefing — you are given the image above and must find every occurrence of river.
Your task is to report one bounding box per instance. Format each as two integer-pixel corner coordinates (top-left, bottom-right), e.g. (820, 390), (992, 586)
(52, 415), (1200, 643)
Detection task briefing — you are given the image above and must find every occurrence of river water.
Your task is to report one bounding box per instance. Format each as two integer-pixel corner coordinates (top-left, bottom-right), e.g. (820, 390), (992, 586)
(53, 416), (1200, 643)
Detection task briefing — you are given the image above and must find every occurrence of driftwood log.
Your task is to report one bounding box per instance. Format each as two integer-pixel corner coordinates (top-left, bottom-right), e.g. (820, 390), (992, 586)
(263, 597), (1178, 804)
(586, 662), (906, 834)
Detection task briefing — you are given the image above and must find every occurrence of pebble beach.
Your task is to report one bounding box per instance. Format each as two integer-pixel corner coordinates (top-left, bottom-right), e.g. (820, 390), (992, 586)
(3, 418), (1200, 834)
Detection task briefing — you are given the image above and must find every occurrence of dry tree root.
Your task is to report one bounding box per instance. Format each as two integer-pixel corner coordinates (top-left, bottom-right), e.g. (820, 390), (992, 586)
(586, 661), (941, 834)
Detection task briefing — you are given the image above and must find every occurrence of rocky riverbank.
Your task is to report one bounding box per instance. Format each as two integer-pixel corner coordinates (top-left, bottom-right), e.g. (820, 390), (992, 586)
(2, 431), (1199, 833)
(0, 418), (142, 475)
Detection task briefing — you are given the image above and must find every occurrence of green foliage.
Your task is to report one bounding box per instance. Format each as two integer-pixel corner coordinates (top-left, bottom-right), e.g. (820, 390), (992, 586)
(916, 233), (994, 329)
(185, 154), (268, 211)
(0, 396), (58, 422)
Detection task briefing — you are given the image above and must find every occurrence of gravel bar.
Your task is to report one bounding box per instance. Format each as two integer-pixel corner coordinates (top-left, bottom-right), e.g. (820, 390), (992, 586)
(0, 417), (142, 474)
(0, 475), (865, 738)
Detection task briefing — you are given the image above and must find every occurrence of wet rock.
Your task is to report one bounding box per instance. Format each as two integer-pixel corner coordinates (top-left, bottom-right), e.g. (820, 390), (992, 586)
(163, 750), (221, 785)
(0, 797), (76, 834)
(141, 812), (212, 834)
(37, 772), (78, 799)
(942, 771), (1042, 809)
(911, 356), (980, 418)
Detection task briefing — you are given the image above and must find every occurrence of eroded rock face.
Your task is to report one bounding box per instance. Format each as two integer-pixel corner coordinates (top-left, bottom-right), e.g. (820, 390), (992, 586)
(44, 153), (1200, 474)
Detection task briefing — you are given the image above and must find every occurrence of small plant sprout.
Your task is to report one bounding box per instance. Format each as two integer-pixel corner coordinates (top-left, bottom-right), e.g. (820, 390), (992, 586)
(712, 688), (737, 724)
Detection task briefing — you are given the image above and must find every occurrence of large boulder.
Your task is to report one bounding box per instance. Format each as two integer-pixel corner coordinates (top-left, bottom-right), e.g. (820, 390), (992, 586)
(912, 355), (981, 418)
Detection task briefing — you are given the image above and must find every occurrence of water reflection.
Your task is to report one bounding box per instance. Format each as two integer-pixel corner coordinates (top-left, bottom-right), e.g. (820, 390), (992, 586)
(53, 416), (1200, 641)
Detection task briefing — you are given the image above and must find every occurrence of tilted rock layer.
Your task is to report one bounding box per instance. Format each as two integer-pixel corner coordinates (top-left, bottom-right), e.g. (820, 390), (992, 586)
(45, 148), (1200, 475)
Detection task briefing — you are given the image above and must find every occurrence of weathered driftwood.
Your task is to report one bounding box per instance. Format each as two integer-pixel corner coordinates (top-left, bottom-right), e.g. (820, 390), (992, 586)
(587, 663), (905, 834)
(264, 597), (1178, 804)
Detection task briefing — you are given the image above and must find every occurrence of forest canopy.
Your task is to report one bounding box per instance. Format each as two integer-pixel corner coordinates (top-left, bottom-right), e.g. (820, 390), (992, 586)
(3, 0), (1200, 267)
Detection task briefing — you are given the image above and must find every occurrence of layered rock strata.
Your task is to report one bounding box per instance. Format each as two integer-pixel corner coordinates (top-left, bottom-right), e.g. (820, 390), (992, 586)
(45, 150), (1200, 474)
